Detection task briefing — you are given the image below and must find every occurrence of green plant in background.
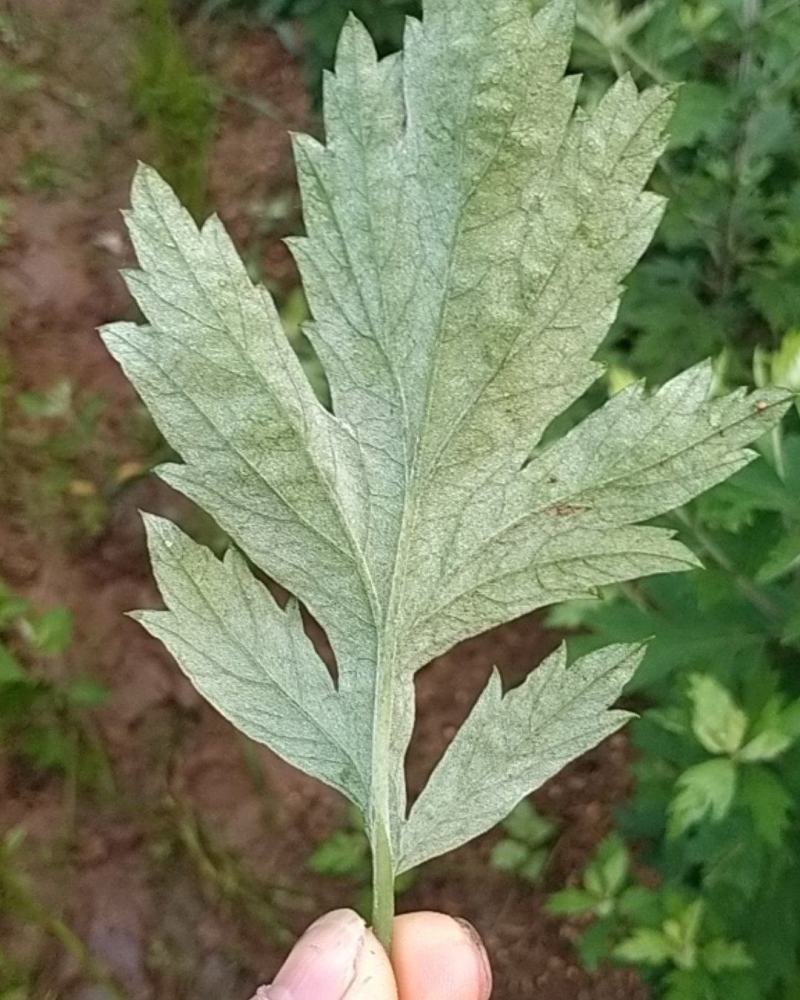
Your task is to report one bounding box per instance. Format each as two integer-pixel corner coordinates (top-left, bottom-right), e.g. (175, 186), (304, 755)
(132, 0), (216, 218)
(0, 378), (114, 544)
(489, 800), (559, 884)
(306, 805), (370, 881)
(549, 334), (800, 997)
(102, 0), (791, 950)
(257, 0), (800, 385)
(531, 5), (800, 989)
(0, 56), (40, 98)
(548, 838), (754, 992)
(278, 286), (328, 405)
(192, 0), (419, 96)
(0, 581), (110, 790)
(307, 805), (416, 917)
(16, 149), (69, 196)
(668, 673), (800, 839)
(569, 0), (800, 384)
(549, 841), (755, 996)
(189, 0), (800, 393)
(0, 829), (127, 1000)
(614, 897), (753, 996)
(153, 795), (294, 945)
(547, 833), (630, 927)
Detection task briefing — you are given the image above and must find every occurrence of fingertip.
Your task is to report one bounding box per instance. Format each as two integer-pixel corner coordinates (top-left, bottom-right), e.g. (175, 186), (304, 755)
(344, 924), (398, 1000)
(251, 909), (396, 1000)
(391, 912), (492, 1000)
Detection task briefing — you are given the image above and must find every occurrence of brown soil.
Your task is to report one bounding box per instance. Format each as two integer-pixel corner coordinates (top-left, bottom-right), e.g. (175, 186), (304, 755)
(0, 3), (645, 998)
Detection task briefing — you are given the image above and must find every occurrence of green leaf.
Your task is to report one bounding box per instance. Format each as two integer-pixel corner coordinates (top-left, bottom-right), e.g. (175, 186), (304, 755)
(400, 644), (641, 871)
(65, 677), (108, 708)
(738, 698), (799, 763)
(101, 0), (790, 889)
(546, 886), (598, 916)
(577, 916), (616, 970)
(501, 799), (558, 847)
(489, 839), (529, 874)
(668, 758), (738, 838)
(688, 674), (748, 756)
(492, 838), (550, 882)
(0, 586), (30, 628)
(24, 608), (73, 655)
(137, 516), (367, 805)
(584, 832), (629, 898)
(0, 644), (25, 683)
(702, 939), (753, 974)
(771, 328), (800, 392)
(669, 82), (731, 149)
(755, 531), (800, 584)
(662, 969), (716, 1000)
(614, 928), (673, 966)
(663, 899), (703, 958)
(617, 885), (662, 923)
(738, 728), (794, 763)
(307, 829), (369, 877)
(518, 849), (549, 883)
(738, 765), (792, 847)
(16, 379), (72, 419)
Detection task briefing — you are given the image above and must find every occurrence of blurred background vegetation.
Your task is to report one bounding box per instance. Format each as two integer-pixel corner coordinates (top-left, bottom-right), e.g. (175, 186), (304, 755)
(2, 0), (800, 997)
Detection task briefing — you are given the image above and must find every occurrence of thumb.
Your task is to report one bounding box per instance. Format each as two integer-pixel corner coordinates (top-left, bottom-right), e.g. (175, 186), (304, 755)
(251, 909), (397, 1000)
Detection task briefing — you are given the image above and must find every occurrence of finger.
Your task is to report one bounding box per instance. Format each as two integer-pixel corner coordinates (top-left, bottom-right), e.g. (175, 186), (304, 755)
(391, 912), (492, 1000)
(251, 909), (397, 1000)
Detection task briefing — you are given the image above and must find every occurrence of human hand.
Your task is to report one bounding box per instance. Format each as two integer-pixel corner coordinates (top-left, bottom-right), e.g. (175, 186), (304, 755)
(250, 909), (492, 1000)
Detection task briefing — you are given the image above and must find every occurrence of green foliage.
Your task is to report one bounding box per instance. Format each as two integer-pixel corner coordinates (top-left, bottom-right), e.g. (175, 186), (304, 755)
(547, 833), (630, 922)
(306, 806), (416, 918)
(194, 0), (419, 97)
(103, 0), (790, 943)
(132, 0), (216, 218)
(550, 838), (754, 989)
(200, 0), (800, 387)
(0, 582), (109, 785)
(567, 0), (800, 384)
(0, 377), (114, 544)
(550, 344), (800, 995)
(0, 56), (40, 97)
(16, 149), (69, 196)
(489, 800), (559, 884)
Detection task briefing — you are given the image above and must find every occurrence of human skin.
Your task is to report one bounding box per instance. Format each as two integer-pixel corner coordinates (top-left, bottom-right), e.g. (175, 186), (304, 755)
(250, 909), (492, 1000)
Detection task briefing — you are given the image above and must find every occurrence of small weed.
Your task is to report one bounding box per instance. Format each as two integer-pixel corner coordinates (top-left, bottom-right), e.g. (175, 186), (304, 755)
(489, 800), (559, 885)
(0, 376), (145, 546)
(307, 807), (416, 918)
(132, 0), (216, 218)
(0, 581), (111, 795)
(16, 150), (69, 196)
(548, 834), (631, 922)
(0, 56), (40, 97)
(547, 836), (752, 984)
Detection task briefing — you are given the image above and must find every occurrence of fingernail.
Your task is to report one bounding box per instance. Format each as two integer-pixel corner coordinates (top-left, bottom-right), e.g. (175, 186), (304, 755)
(455, 918), (493, 1000)
(251, 910), (367, 1000)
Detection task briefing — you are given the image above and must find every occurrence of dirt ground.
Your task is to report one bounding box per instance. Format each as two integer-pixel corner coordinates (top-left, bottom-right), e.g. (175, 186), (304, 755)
(0, 2), (646, 997)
